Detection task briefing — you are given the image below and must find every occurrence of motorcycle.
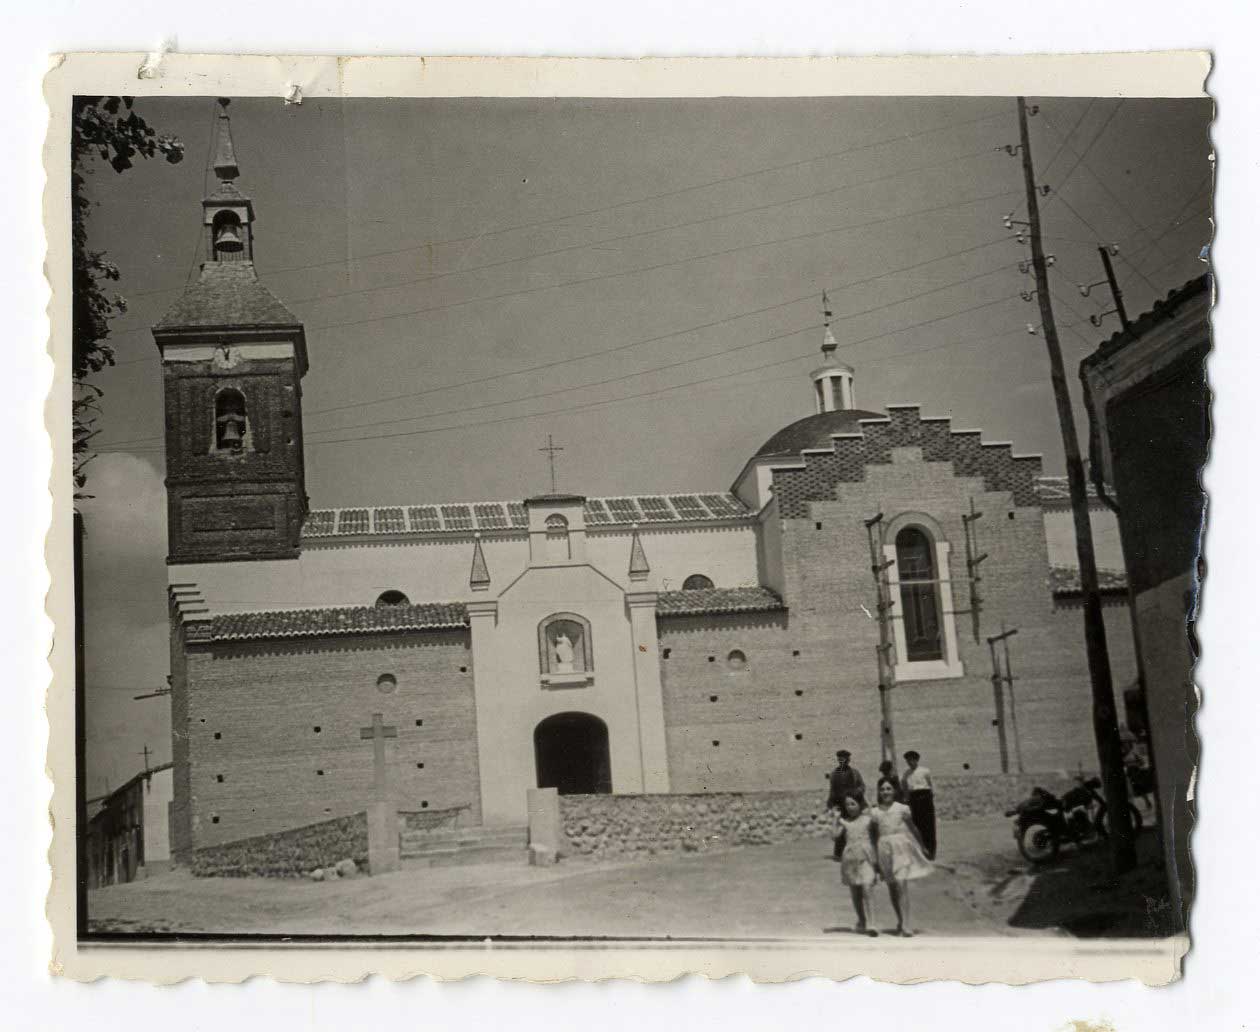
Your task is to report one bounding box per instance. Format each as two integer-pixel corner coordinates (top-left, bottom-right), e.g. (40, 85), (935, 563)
(1004, 776), (1143, 864)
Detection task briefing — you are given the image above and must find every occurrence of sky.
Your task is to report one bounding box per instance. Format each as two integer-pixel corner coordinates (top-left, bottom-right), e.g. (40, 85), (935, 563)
(77, 95), (1212, 797)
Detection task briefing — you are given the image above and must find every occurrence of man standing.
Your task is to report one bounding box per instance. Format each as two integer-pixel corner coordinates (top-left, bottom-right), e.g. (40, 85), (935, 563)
(826, 750), (866, 859)
(902, 750), (937, 860)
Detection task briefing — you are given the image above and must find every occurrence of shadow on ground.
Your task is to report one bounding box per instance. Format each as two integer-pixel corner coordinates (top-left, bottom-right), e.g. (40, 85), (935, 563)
(1002, 826), (1180, 938)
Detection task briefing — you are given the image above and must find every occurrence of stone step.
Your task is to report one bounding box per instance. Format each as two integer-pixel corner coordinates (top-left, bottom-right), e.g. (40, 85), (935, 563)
(399, 825), (526, 851)
(399, 842), (529, 868)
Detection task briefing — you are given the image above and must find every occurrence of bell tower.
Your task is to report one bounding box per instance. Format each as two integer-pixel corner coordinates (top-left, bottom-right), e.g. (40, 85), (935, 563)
(153, 99), (309, 564)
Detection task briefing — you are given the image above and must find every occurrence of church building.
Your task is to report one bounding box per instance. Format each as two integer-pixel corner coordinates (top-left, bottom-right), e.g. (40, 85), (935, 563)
(156, 102), (1135, 861)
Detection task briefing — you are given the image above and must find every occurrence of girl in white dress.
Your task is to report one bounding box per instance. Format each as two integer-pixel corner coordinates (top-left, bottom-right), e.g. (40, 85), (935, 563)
(872, 777), (934, 936)
(833, 794), (879, 936)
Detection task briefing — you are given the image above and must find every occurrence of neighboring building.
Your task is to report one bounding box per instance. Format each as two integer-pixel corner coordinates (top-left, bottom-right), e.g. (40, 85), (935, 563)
(155, 103), (1137, 860)
(86, 764), (175, 888)
(1081, 273), (1210, 931)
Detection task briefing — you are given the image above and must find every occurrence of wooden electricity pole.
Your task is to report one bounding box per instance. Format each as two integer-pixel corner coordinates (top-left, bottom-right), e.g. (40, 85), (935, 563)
(865, 512), (897, 765)
(1016, 97), (1136, 872)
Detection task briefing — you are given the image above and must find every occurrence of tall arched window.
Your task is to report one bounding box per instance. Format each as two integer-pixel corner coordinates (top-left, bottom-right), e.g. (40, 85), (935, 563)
(895, 526), (943, 662)
(214, 388), (248, 452)
(683, 573), (714, 590)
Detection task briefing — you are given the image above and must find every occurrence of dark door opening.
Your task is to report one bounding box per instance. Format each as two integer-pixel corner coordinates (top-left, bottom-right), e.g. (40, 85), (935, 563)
(534, 712), (612, 795)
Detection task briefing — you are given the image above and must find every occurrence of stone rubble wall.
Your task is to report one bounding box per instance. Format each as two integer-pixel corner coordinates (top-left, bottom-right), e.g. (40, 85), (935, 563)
(191, 811), (368, 878)
(557, 773), (1080, 860)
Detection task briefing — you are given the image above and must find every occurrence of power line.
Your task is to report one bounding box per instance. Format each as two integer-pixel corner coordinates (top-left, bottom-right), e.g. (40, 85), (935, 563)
(106, 177), (1020, 351)
(95, 310), (1095, 458)
(116, 108), (1012, 305)
(95, 240), (1017, 448)
(1045, 100), (1123, 199)
(294, 289), (1020, 440)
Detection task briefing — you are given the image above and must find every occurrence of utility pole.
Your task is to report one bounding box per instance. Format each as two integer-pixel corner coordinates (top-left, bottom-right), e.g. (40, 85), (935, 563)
(987, 625), (1024, 774)
(864, 512), (897, 764)
(962, 498), (988, 643)
(1016, 96), (1135, 872)
(1098, 245), (1132, 332)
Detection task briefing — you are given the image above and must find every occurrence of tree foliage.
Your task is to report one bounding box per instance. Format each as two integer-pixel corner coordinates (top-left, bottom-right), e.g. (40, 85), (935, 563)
(72, 96), (183, 494)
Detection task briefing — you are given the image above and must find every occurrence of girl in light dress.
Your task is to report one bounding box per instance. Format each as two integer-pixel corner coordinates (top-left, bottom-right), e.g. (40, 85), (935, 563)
(872, 777), (935, 937)
(833, 794), (880, 936)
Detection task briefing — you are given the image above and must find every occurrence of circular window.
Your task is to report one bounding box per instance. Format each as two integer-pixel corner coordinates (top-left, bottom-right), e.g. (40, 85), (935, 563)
(377, 673), (398, 694)
(683, 574), (714, 590)
(727, 649), (747, 670)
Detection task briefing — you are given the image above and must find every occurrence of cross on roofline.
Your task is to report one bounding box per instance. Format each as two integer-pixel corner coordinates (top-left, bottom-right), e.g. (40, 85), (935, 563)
(539, 434), (564, 494)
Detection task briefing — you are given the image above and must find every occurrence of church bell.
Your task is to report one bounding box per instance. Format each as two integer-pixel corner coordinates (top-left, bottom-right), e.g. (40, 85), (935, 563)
(215, 221), (245, 254)
(217, 413), (245, 450)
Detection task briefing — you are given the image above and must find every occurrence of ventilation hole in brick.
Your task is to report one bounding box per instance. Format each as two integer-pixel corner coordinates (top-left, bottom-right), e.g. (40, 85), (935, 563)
(415, 719), (423, 727)
(416, 762), (424, 769)
(795, 690), (804, 697)
(316, 769), (326, 776)
(707, 655), (715, 663)
(712, 740), (720, 747)
(1008, 511), (1015, 520)
(709, 695), (718, 703)
(211, 815), (220, 824)
(963, 762), (971, 770)
(459, 666), (468, 673)
(792, 649), (800, 657)
(815, 522), (823, 530)
(662, 648), (672, 659)
(324, 808), (331, 813)
(200, 718), (206, 723)
(421, 801), (429, 808)
(216, 774), (224, 783)
(213, 732), (221, 740)
(313, 726), (321, 734)
(794, 733), (803, 741)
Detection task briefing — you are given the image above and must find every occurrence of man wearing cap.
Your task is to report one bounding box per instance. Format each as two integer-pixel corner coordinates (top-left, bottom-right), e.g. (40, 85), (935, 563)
(901, 750), (937, 860)
(826, 750), (867, 859)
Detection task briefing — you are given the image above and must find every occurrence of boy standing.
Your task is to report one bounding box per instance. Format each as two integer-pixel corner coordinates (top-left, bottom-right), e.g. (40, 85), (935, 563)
(902, 750), (937, 860)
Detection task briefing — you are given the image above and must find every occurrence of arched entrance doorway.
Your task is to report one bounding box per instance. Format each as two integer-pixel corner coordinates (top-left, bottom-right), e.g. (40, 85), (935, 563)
(534, 712), (612, 795)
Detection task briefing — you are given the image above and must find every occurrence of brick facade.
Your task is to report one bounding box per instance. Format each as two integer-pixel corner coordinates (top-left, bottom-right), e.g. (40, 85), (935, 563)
(163, 354), (308, 563)
(175, 628), (480, 850)
(656, 406), (1138, 791)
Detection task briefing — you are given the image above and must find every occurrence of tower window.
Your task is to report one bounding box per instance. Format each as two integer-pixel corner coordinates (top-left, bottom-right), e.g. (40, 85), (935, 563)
(544, 513), (571, 561)
(213, 388), (249, 453)
(682, 574), (714, 590)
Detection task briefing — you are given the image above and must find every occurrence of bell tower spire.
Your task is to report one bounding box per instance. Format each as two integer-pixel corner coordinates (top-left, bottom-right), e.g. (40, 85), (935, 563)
(202, 98), (255, 262)
(810, 290), (856, 413)
(154, 97), (309, 563)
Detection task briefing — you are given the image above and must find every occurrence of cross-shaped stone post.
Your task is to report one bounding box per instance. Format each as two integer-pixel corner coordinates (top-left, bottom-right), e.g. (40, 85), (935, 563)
(360, 712), (400, 875)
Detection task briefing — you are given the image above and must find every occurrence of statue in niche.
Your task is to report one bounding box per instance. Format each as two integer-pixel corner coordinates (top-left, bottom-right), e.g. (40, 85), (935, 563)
(553, 632), (576, 673)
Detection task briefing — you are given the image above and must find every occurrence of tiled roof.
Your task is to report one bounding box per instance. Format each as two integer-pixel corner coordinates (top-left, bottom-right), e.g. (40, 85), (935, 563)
(208, 602), (468, 642)
(1085, 274), (1212, 364)
(303, 493), (752, 539)
(154, 261), (302, 331)
(656, 586), (786, 617)
(1049, 566), (1129, 595)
